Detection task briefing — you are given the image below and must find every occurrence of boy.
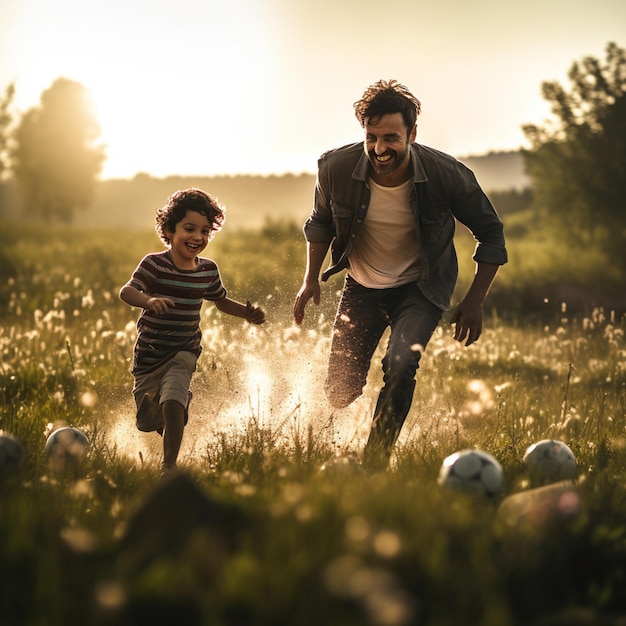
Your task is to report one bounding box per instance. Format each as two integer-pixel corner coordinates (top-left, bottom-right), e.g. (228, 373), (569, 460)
(120, 187), (265, 474)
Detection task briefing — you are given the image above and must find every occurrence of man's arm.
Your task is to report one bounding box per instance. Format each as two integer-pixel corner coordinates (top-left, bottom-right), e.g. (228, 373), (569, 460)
(450, 262), (500, 346)
(293, 240), (331, 325)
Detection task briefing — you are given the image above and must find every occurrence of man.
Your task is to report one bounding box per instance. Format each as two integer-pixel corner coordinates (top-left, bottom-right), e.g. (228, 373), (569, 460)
(293, 79), (507, 470)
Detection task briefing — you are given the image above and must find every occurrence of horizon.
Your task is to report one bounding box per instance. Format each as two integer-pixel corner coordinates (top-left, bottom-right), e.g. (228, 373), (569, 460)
(93, 148), (523, 182)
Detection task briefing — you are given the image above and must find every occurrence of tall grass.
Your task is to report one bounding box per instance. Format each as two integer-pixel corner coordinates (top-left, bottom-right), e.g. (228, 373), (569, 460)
(1, 220), (625, 625)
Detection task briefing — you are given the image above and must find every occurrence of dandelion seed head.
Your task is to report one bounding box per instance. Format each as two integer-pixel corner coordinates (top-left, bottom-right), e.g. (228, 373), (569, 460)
(80, 391), (98, 408)
(283, 326), (301, 342)
(346, 516), (370, 543)
(61, 526), (96, 553)
(296, 503), (313, 522)
(467, 379), (486, 393)
(282, 482), (305, 505)
(81, 290), (95, 308)
(374, 531), (401, 558)
(494, 382), (512, 393)
(95, 581), (126, 611)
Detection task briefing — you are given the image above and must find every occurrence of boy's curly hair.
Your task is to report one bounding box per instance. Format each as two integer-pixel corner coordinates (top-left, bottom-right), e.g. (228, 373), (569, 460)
(354, 79), (422, 132)
(155, 187), (225, 245)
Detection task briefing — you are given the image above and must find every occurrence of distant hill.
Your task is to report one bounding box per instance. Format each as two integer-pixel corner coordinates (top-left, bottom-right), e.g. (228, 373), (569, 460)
(1, 150), (528, 230)
(79, 172), (317, 231)
(458, 150), (528, 191)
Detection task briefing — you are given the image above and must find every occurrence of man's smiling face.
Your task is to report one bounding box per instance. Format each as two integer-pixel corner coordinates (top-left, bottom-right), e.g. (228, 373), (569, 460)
(363, 112), (416, 186)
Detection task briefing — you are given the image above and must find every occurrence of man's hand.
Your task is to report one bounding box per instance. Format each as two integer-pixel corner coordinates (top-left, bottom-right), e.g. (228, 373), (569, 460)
(451, 262), (500, 346)
(450, 298), (483, 346)
(293, 280), (320, 325)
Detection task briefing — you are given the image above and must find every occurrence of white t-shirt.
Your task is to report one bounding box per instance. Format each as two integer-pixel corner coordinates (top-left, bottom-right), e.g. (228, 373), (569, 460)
(348, 178), (420, 288)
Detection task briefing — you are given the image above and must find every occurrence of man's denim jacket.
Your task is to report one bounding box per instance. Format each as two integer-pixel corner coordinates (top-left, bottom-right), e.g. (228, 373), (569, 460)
(303, 142), (508, 311)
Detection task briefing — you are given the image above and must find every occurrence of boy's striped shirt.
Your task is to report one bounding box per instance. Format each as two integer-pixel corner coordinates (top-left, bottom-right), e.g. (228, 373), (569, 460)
(126, 251), (226, 375)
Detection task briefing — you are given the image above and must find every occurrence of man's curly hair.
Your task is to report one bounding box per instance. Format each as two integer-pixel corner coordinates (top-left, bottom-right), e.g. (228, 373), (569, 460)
(354, 79), (422, 132)
(155, 187), (225, 245)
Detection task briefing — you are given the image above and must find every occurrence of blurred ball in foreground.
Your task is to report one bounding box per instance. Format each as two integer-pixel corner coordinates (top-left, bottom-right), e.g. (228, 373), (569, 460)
(438, 449), (504, 500)
(320, 454), (364, 477)
(523, 439), (577, 486)
(0, 431), (25, 473)
(45, 426), (89, 472)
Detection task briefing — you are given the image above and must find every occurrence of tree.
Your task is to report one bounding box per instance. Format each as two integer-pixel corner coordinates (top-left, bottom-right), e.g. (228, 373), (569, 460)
(0, 83), (15, 181)
(12, 78), (106, 221)
(522, 42), (626, 263)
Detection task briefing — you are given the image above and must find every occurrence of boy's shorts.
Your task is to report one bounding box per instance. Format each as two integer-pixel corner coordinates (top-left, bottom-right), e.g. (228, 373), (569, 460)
(133, 351), (197, 432)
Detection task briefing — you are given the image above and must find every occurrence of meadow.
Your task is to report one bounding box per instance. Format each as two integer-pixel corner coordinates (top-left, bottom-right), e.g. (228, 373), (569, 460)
(1, 218), (625, 626)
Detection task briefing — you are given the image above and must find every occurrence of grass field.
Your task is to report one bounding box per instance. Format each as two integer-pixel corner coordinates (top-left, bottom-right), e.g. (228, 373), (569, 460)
(1, 220), (625, 626)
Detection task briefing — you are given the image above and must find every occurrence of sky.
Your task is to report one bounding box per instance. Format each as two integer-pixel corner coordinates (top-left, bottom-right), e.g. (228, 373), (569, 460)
(1, 0), (625, 179)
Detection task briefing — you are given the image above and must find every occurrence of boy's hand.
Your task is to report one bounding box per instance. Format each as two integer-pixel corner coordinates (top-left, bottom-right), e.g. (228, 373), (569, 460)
(146, 296), (175, 316)
(246, 301), (266, 325)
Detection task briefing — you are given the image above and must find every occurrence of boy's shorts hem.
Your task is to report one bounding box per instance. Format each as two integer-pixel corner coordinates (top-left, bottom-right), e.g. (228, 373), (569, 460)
(135, 392), (162, 432)
(133, 351), (197, 432)
(136, 390), (192, 433)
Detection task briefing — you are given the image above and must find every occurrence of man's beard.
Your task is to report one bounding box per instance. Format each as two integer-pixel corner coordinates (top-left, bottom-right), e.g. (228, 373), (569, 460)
(368, 144), (410, 177)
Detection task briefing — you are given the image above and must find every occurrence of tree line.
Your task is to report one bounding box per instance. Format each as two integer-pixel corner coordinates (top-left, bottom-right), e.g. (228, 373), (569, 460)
(1, 43), (625, 266)
(0, 78), (104, 222)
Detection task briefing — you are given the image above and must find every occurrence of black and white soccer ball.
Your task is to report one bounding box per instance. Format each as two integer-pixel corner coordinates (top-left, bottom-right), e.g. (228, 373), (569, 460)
(523, 439), (577, 486)
(0, 431), (25, 473)
(45, 426), (89, 471)
(438, 449), (504, 500)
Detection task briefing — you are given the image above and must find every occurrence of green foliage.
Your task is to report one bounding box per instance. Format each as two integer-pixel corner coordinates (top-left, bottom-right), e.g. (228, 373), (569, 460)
(461, 207), (623, 318)
(487, 187), (533, 217)
(522, 42), (626, 265)
(1, 223), (626, 625)
(11, 77), (106, 222)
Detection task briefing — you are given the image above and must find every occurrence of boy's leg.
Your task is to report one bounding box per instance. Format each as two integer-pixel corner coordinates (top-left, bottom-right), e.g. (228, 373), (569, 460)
(159, 351), (197, 470)
(162, 400), (185, 470)
(133, 374), (163, 433)
(157, 390), (191, 436)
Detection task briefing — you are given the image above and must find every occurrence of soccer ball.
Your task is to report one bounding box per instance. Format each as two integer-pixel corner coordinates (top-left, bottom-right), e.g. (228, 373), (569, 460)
(45, 426), (89, 471)
(0, 431), (25, 473)
(438, 449), (504, 500)
(320, 454), (364, 477)
(523, 439), (577, 486)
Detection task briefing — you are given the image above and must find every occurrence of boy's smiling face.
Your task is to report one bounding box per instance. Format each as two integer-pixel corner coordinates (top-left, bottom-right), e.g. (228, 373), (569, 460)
(165, 209), (212, 269)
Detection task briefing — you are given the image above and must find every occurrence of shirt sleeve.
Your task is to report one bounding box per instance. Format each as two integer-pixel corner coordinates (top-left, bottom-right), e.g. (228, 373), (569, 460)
(450, 166), (508, 266)
(201, 261), (228, 301)
(126, 255), (156, 293)
(303, 160), (337, 244)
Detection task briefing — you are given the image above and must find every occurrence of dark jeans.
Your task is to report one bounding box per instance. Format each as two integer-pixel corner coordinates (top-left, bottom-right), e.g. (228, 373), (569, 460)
(325, 276), (443, 469)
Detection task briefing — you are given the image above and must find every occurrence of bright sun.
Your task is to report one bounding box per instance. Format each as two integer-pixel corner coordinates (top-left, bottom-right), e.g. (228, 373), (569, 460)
(8, 0), (279, 179)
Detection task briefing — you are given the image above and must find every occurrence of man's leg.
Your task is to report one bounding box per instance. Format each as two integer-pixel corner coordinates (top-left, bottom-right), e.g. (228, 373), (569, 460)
(324, 277), (387, 408)
(363, 285), (442, 470)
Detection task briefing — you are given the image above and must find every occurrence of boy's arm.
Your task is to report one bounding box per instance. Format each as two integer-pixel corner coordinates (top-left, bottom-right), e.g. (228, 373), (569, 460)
(214, 297), (265, 324)
(119, 284), (175, 316)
